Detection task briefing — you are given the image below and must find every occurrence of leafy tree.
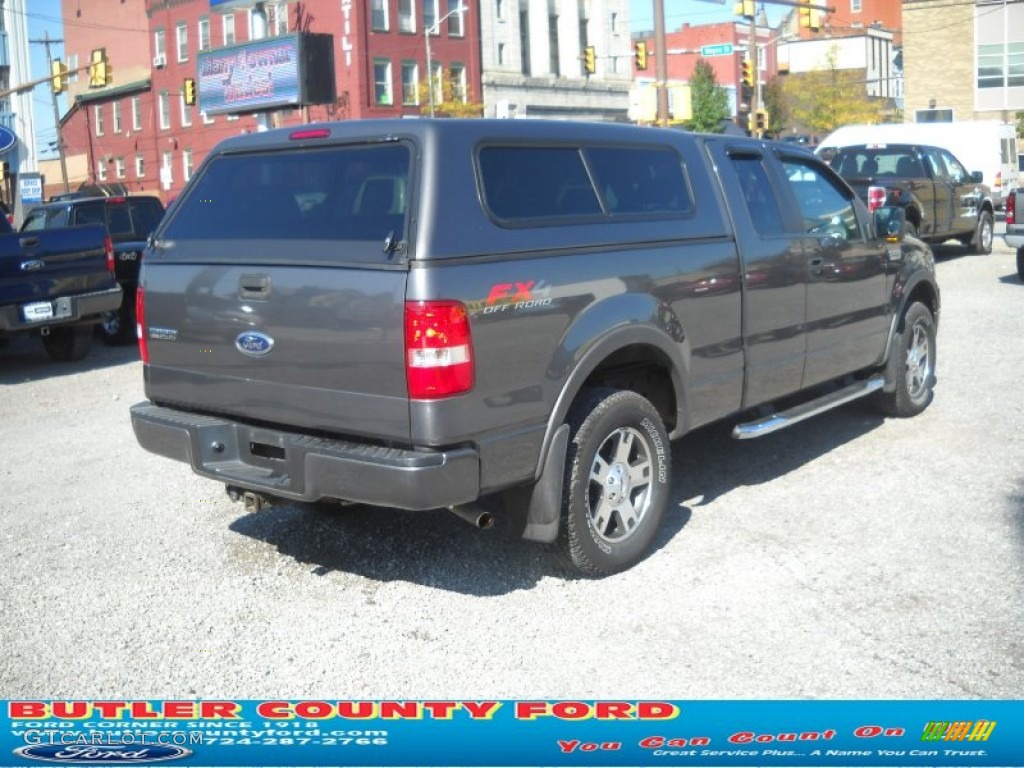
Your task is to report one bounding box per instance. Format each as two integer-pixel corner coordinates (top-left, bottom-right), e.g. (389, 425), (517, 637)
(418, 69), (484, 118)
(687, 59), (730, 133)
(1016, 111), (1024, 138)
(784, 46), (885, 136)
(760, 76), (790, 138)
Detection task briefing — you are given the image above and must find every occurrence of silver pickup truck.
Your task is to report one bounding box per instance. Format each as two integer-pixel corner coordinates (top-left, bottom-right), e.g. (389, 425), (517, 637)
(131, 119), (940, 575)
(1004, 187), (1024, 279)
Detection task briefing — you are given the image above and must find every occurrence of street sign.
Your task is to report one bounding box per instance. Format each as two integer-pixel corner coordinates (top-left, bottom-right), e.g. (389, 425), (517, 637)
(700, 43), (735, 57)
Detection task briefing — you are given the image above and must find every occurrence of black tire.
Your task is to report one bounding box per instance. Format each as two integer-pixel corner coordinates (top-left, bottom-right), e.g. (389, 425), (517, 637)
(99, 296), (137, 345)
(42, 325), (93, 362)
(1017, 248), (1024, 282)
(874, 302), (936, 418)
(558, 388), (671, 576)
(905, 220), (918, 239)
(971, 210), (994, 254)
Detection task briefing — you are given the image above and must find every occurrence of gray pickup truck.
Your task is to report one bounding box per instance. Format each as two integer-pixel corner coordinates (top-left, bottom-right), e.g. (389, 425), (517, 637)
(131, 120), (940, 575)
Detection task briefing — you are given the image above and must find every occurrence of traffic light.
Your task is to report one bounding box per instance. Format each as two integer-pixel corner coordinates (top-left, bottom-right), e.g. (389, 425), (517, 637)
(2, 162), (9, 181)
(583, 46), (596, 75)
(733, 0), (755, 19)
(89, 47), (112, 88)
(756, 109), (768, 132)
(741, 59), (754, 88)
(50, 59), (67, 94)
(799, 0), (820, 30)
(634, 41), (648, 71)
(184, 78), (197, 106)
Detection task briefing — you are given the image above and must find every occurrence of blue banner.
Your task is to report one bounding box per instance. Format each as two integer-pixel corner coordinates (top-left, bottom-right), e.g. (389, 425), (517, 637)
(1, 700), (1021, 766)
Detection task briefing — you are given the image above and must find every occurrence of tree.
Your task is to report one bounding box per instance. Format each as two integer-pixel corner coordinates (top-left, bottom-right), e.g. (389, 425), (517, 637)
(687, 59), (730, 133)
(784, 46), (885, 136)
(418, 69), (484, 118)
(1016, 111), (1024, 138)
(760, 76), (790, 138)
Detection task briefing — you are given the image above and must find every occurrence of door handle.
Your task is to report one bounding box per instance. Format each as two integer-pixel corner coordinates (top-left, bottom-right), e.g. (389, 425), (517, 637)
(19, 237), (39, 248)
(809, 256), (825, 276)
(239, 274), (271, 300)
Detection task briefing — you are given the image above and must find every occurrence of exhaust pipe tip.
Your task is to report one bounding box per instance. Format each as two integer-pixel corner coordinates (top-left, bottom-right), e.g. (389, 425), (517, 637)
(449, 504), (495, 530)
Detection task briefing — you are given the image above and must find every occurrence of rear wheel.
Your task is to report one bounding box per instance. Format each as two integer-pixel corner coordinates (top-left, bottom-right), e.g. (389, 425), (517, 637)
(558, 388), (671, 576)
(971, 211), (994, 254)
(874, 302), (936, 417)
(99, 295), (137, 345)
(42, 325), (93, 362)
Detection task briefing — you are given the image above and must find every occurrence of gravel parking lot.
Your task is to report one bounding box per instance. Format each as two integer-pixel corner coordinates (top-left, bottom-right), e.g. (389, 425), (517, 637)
(1, 235), (1022, 700)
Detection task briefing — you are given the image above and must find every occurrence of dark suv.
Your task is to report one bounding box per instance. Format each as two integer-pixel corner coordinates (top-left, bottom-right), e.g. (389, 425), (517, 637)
(22, 195), (165, 343)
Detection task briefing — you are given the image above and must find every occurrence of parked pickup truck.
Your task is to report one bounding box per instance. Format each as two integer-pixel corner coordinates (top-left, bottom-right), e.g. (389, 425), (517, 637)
(0, 218), (121, 361)
(1003, 187), (1024, 279)
(827, 143), (994, 254)
(130, 120), (940, 575)
(22, 195), (166, 344)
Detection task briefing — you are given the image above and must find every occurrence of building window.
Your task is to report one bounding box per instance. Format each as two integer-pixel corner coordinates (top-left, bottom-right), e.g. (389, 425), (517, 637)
(267, 3), (289, 35)
(176, 22), (188, 62)
(154, 28), (166, 60)
(497, 42), (505, 66)
(399, 0), (415, 32)
(450, 63), (467, 102)
(161, 151), (173, 186)
(401, 61), (419, 104)
(223, 13), (236, 45)
(611, 12), (618, 34)
(67, 53), (78, 83)
(371, 0), (389, 31)
(115, 157), (126, 179)
(135, 154), (146, 177)
(447, 0), (464, 36)
(520, 10), (531, 74)
(202, 111), (215, 125)
(851, 0), (861, 11)
(549, 14), (560, 75)
(496, 0), (504, 21)
(94, 105), (104, 136)
(183, 149), (194, 182)
(97, 160), (107, 182)
(112, 101), (122, 133)
(430, 61), (442, 105)
(227, 113), (239, 121)
(132, 96), (142, 131)
(424, 0), (438, 32)
(158, 91), (171, 130)
(198, 17), (210, 51)
(181, 94), (193, 127)
(374, 59), (393, 104)
(978, 41), (1024, 89)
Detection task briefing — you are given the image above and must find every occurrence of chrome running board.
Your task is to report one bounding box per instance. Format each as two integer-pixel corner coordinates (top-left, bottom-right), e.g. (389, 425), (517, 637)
(732, 375), (885, 440)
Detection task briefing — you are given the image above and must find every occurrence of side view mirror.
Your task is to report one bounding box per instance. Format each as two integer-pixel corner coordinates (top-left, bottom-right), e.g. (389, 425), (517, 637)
(873, 205), (906, 243)
(970, 171), (984, 184)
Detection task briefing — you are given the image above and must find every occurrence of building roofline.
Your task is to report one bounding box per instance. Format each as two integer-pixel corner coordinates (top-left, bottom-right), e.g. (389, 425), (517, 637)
(73, 79), (153, 105)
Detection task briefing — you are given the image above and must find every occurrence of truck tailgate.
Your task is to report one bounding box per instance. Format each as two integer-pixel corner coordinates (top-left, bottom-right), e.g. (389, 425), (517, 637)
(143, 261), (411, 441)
(0, 224), (113, 305)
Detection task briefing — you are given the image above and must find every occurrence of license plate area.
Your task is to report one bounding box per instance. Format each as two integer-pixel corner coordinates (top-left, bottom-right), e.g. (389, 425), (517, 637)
(21, 298), (73, 324)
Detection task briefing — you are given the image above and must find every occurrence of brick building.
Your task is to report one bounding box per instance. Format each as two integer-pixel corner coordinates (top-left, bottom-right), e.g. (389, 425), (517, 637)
(57, 0), (482, 202)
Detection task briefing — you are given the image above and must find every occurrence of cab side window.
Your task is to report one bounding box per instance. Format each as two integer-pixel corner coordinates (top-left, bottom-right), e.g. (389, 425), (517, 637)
(782, 159), (862, 241)
(729, 155), (786, 236)
(938, 149), (969, 184)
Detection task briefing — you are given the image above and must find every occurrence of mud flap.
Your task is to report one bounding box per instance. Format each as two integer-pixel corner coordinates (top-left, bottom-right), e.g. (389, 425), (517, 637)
(504, 424), (569, 544)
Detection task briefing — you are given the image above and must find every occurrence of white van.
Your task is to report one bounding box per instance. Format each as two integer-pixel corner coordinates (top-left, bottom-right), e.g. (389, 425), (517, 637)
(817, 121), (1019, 207)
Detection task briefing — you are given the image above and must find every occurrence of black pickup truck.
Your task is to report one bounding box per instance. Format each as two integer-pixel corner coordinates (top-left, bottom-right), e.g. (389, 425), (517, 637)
(0, 217), (121, 361)
(828, 143), (995, 253)
(130, 119), (941, 575)
(22, 195), (165, 344)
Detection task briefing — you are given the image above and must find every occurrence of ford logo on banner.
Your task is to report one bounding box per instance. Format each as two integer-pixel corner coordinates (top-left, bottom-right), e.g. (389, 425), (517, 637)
(235, 331), (275, 357)
(0, 126), (17, 155)
(13, 745), (192, 763)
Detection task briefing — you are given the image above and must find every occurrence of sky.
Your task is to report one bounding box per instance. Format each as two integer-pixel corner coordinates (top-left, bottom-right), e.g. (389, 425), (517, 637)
(23, 0), (786, 160)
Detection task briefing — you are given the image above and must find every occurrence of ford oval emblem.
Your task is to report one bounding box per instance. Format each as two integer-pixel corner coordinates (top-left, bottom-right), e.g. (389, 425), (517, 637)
(14, 744), (191, 764)
(235, 331), (274, 357)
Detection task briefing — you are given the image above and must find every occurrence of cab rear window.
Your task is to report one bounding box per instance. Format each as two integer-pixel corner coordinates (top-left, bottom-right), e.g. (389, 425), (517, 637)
(160, 144), (411, 246)
(478, 145), (692, 224)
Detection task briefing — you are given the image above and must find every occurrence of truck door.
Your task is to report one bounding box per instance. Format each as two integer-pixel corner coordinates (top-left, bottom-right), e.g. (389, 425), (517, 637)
(935, 148), (985, 235)
(708, 143), (808, 408)
(776, 154), (889, 389)
(921, 148), (956, 236)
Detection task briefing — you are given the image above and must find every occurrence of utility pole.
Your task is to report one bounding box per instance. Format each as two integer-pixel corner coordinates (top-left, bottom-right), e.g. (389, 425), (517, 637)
(29, 32), (70, 194)
(749, 12), (758, 131)
(653, 0), (669, 126)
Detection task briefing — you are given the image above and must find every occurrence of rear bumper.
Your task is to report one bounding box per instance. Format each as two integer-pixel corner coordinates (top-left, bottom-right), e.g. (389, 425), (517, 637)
(1004, 229), (1024, 250)
(0, 286), (122, 333)
(130, 402), (481, 510)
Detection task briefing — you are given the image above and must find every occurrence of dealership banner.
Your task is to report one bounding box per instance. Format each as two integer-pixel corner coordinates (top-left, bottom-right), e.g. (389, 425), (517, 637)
(2, 700), (1022, 766)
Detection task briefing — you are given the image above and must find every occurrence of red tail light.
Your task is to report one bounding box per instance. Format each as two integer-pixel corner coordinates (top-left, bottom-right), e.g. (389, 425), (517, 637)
(136, 286), (148, 363)
(867, 186), (886, 212)
(104, 235), (114, 273)
(405, 301), (473, 399)
(1007, 190), (1016, 226)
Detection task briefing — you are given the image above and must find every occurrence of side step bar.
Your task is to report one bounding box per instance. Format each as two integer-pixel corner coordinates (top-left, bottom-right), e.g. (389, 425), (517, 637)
(732, 375), (885, 440)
